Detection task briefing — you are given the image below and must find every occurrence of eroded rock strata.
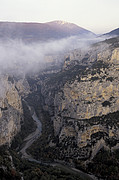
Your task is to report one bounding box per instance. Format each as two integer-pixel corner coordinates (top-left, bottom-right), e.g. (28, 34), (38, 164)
(1, 38), (119, 179)
(0, 76), (23, 146)
(39, 44), (119, 163)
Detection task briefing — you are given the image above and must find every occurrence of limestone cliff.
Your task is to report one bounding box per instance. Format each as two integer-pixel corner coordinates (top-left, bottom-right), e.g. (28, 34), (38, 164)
(0, 75), (23, 146)
(40, 42), (119, 161)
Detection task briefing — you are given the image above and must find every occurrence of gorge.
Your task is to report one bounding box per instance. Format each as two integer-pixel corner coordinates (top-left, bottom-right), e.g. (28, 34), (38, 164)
(0, 21), (119, 180)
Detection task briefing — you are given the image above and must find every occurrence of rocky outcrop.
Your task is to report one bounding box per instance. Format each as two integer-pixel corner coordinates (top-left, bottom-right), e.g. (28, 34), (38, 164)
(51, 47), (119, 133)
(40, 44), (119, 161)
(0, 76), (23, 146)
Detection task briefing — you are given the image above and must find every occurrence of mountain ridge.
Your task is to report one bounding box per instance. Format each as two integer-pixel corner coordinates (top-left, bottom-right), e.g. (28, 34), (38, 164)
(0, 20), (95, 42)
(103, 27), (119, 37)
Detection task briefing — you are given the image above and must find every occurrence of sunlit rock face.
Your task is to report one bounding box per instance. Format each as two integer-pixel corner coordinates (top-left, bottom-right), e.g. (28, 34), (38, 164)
(0, 76), (23, 146)
(40, 45), (119, 160)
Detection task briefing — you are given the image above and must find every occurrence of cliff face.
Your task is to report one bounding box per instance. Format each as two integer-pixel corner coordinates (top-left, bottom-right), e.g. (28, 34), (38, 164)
(1, 36), (119, 167)
(0, 76), (23, 146)
(40, 44), (119, 161)
(54, 48), (119, 121)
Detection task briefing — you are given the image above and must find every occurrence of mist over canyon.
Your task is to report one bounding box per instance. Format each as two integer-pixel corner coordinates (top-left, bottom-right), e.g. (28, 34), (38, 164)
(1, 21), (119, 180)
(0, 21), (101, 76)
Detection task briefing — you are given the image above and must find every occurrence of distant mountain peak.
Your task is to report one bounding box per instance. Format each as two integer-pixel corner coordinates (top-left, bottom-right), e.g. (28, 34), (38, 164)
(47, 20), (80, 28)
(50, 20), (70, 25)
(0, 21), (95, 42)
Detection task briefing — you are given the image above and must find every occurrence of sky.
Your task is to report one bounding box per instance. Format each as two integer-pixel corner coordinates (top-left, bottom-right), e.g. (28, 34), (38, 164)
(0, 0), (119, 34)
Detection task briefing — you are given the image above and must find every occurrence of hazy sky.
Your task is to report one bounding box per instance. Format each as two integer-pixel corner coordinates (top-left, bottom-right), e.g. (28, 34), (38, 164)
(0, 0), (119, 34)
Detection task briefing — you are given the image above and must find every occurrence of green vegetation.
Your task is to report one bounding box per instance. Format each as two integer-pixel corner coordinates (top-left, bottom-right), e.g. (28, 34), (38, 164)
(26, 105), (56, 161)
(11, 100), (37, 150)
(44, 59), (110, 85)
(0, 146), (21, 180)
(86, 110), (119, 128)
(90, 76), (99, 81)
(8, 76), (14, 84)
(102, 100), (111, 107)
(46, 64), (87, 85)
(87, 148), (119, 180)
(92, 36), (119, 50)
(106, 77), (114, 82)
(104, 36), (119, 49)
(0, 146), (84, 180)
(92, 60), (109, 70)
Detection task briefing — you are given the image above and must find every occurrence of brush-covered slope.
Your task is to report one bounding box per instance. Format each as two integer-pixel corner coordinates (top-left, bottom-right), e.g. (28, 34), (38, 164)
(104, 27), (119, 37)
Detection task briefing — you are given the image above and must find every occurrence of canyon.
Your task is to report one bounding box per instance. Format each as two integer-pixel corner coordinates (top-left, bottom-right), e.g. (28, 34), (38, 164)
(0, 22), (119, 179)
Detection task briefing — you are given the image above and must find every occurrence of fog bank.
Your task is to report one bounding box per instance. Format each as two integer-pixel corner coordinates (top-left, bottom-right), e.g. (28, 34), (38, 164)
(0, 35), (104, 76)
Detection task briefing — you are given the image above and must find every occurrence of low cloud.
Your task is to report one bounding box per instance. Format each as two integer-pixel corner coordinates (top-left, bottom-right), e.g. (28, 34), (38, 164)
(0, 35), (105, 76)
(0, 35), (107, 98)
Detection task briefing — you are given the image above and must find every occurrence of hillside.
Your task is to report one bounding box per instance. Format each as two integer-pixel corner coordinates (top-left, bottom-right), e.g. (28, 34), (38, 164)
(0, 21), (95, 42)
(104, 27), (119, 37)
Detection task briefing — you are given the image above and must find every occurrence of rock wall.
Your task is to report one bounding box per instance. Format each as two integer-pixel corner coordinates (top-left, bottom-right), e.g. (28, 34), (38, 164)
(52, 48), (119, 133)
(0, 76), (23, 146)
(41, 46), (119, 160)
